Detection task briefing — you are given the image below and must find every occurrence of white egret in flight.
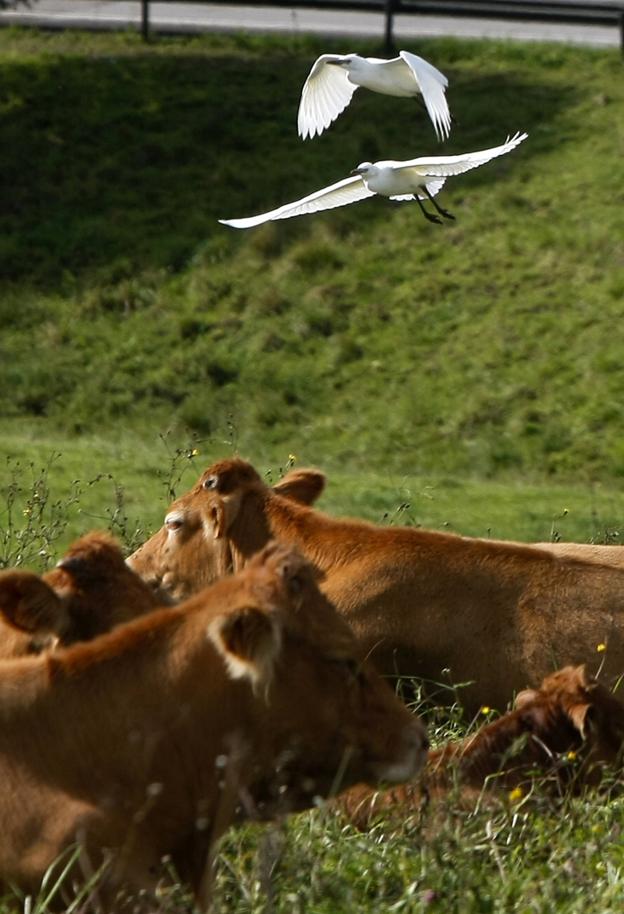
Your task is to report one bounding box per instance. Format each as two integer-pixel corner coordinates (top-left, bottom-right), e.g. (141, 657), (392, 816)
(298, 51), (451, 142)
(219, 132), (527, 229)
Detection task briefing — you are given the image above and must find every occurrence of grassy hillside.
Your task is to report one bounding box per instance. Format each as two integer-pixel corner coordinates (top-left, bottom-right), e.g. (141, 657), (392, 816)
(2, 29), (624, 913)
(1, 29), (623, 482)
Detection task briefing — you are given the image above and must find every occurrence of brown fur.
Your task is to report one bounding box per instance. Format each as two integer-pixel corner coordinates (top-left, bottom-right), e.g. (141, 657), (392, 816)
(338, 665), (624, 827)
(0, 542), (425, 910)
(129, 459), (624, 712)
(535, 542), (624, 568)
(0, 532), (163, 659)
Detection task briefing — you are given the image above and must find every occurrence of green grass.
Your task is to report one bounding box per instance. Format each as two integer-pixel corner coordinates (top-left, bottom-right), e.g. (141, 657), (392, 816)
(2, 420), (624, 567)
(211, 793), (624, 914)
(1, 29), (623, 478)
(2, 26), (624, 913)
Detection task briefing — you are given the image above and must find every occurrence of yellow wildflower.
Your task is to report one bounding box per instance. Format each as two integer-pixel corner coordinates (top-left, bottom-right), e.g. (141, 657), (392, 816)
(481, 706), (491, 715)
(597, 643), (607, 653)
(190, 448), (199, 457)
(566, 750), (577, 761)
(288, 453), (297, 463)
(509, 787), (523, 802)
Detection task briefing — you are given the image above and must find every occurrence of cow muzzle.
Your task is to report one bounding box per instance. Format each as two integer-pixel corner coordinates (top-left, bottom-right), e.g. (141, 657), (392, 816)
(372, 721), (429, 784)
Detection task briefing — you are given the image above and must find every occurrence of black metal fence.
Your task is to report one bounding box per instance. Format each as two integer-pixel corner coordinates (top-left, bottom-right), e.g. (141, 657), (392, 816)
(391, 0), (624, 50)
(139, 0), (624, 52)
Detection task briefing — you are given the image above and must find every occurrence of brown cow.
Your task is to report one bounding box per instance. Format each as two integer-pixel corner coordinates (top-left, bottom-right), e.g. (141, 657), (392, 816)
(338, 665), (624, 827)
(0, 542), (426, 910)
(130, 467), (326, 602)
(129, 458), (624, 713)
(0, 532), (163, 659)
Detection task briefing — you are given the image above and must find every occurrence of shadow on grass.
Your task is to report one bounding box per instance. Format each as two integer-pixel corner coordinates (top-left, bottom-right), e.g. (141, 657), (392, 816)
(0, 32), (579, 290)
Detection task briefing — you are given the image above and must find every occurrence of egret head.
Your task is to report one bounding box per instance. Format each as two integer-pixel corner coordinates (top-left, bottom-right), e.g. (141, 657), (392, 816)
(327, 54), (357, 69)
(351, 162), (376, 178)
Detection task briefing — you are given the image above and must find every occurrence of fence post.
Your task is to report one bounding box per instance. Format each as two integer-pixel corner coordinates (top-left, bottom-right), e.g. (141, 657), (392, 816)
(141, 0), (150, 40)
(384, 0), (396, 51)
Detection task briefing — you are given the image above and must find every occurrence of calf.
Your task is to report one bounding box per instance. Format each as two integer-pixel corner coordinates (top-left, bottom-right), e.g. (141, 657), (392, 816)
(338, 665), (624, 826)
(0, 532), (163, 659)
(128, 458), (624, 712)
(0, 542), (426, 910)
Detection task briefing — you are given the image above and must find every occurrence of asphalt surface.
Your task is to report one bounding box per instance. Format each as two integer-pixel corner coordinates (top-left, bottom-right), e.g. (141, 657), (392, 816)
(0, 0), (621, 47)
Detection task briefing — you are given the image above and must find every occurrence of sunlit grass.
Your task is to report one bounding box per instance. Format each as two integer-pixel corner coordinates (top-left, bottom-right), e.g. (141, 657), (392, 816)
(1, 422), (624, 558)
(0, 30), (623, 479)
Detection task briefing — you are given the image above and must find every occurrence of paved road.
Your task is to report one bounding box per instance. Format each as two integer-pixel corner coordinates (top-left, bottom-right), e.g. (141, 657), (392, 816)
(1, 0), (620, 47)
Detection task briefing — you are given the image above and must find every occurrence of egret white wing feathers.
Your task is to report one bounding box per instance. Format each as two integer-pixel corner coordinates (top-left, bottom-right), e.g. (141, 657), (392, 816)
(389, 178), (446, 202)
(393, 132), (528, 179)
(297, 55), (359, 140)
(219, 175), (375, 229)
(398, 51), (451, 141)
(419, 177), (446, 199)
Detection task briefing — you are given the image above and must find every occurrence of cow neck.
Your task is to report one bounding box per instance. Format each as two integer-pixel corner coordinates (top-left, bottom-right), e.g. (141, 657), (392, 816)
(215, 534), (235, 578)
(262, 493), (378, 573)
(226, 490), (275, 573)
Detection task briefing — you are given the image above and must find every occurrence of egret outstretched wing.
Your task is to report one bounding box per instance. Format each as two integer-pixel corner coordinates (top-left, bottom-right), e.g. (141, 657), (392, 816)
(398, 51), (451, 142)
(395, 132), (528, 178)
(298, 55), (359, 140)
(219, 174), (376, 229)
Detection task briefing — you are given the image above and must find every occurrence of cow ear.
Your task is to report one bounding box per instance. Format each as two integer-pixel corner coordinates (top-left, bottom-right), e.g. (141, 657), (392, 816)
(208, 504), (228, 540)
(567, 702), (593, 738)
(269, 544), (314, 599)
(205, 492), (242, 540)
(514, 688), (539, 709)
(273, 469), (326, 506)
(0, 573), (69, 636)
(208, 606), (281, 691)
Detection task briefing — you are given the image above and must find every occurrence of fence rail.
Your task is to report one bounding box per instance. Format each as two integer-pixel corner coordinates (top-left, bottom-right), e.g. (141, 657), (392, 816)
(4, 0), (623, 52)
(156, 0), (624, 51)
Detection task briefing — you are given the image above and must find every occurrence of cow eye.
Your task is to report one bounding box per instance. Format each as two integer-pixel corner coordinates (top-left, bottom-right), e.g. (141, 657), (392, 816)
(203, 475), (218, 491)
(165, 514), (184, 532)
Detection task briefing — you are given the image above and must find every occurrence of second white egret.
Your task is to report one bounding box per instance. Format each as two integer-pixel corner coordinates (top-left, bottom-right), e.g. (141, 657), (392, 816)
(297, 51), (451, 142)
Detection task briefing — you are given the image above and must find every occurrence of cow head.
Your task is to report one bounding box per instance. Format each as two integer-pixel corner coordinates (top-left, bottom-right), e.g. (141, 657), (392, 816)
(0, 572), (70, 656)
(45, 531), (164, 643)
(514, 665), (624, 781)
(128, 462), (324, 603)
(208, 542), (428, 816)
(0, 532), (163, 657)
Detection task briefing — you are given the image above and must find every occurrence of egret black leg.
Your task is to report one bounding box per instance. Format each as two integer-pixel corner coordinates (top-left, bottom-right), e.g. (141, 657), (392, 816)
(423, 186), (455, 221)
(416, 196), (442, 225)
